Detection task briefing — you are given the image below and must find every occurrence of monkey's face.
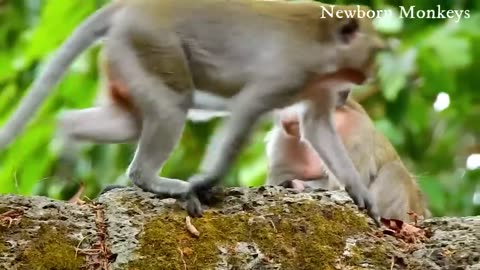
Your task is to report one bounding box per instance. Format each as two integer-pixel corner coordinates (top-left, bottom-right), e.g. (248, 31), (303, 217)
(329, 5), (385, 83)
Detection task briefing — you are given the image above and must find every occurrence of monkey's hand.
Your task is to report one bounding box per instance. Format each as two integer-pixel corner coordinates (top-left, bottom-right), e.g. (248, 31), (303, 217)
(185, 174), (225, 218)
(345, 183), (381, 226)
(185, 192), (203, 218)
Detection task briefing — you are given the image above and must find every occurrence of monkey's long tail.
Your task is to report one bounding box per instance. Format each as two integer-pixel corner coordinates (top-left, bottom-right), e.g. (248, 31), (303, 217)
(0, 3), (120, 148)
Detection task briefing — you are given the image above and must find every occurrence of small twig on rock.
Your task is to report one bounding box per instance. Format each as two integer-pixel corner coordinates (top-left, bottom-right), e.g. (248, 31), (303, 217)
(178, 247), (187, 270)
(75, 235), (88, 258)
(0, 209), (24, 228)
(268, 219), (277, 233)
(186, 216), (200, 237)
(407, 211), (419, 226)
(79, 202), (114, 270)
(68, 182), (86, 204)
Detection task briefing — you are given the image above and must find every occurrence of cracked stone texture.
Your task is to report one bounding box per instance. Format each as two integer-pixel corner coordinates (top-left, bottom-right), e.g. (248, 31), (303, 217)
(1, 187), (479, 269)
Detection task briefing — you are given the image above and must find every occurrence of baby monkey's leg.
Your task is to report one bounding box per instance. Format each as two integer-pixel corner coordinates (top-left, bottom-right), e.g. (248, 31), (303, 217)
(57, 106), (140, 143)
(56, 106), (140, 194)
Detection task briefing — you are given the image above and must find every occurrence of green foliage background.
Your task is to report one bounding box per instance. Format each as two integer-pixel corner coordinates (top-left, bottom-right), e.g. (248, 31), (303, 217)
(0, 0), (479, 217)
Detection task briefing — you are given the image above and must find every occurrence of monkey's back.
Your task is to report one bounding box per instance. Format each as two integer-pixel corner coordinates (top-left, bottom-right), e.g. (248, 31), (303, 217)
(114, 0), (330, 96)
(371, 118), (430, 219)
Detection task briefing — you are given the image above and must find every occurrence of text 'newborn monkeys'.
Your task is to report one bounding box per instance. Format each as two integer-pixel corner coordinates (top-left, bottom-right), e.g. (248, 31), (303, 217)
(0, 0), (384, 221)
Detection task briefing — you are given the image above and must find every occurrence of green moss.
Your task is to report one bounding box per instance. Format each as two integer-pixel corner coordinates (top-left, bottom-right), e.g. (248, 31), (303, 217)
(128, 201), (371, 270)
(0, 207), (86, 270)
(345, 244), (389, 269)
(364, 246), (389, 266)
(0, 207), (12, 214)
(20, 224), (85, 270)
(0, 237), (7, 254)
(344, 245), (363, 265)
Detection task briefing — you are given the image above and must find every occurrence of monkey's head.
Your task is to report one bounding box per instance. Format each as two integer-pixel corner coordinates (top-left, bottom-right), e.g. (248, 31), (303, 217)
(320, 4), (386, 85)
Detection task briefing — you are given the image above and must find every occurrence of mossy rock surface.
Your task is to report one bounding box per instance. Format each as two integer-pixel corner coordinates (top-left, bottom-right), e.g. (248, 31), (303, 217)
(0, 195), (97, 270)
(2, 188), (480, 269)
(128, 203), (371, 269)
(101, 187), (392, 269)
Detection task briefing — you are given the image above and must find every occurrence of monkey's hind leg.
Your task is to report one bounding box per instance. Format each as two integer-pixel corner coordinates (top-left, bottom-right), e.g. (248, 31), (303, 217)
(106, 35), (194, 199)
(126, 105), (190, 198)
(53, 105), (140, 190)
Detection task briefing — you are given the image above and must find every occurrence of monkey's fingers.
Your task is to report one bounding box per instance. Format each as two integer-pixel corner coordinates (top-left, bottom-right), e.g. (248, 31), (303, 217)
(346, 185), (381, 227)
(345, 185), (366, 209)
(364, 199), (381, 227)
(189, 174), (224, 205)
(186, 194), (204, 218)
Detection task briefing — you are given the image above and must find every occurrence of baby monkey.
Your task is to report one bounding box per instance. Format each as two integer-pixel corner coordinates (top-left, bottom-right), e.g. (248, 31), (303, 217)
(0, 0), (384, 220)
(265, 93), (430, 222)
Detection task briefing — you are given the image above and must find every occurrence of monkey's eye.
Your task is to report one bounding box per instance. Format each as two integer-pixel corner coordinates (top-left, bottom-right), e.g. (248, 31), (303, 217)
(339, 18), (359, 43)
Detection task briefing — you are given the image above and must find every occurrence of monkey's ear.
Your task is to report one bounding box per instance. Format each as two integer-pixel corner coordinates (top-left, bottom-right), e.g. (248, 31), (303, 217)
(280, 118), (301, 138)
(274, 109), (299, 138)
(338, 18), (359, 44)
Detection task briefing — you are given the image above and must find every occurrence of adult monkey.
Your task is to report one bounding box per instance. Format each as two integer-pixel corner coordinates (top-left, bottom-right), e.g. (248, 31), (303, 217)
(0, 0), (384, 220)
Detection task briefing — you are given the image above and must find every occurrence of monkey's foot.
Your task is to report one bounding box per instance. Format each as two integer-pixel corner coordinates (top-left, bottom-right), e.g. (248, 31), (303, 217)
(100, 184), (128, 195)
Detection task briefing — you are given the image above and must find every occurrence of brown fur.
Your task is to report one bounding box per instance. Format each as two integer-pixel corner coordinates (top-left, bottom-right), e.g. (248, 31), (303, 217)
(266, 97), (430, 222)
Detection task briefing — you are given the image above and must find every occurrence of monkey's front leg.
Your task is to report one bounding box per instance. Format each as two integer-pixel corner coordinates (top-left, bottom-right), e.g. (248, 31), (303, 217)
(301, 101), (380, 224)
(186, 103), (264, 217)
(186, 86), (296, 217)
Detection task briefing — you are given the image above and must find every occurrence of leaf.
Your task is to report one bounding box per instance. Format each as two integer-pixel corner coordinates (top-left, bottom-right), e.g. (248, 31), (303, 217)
(418, 176), (446, 215)
(373, 7), (403, 34)
(374, 119), (405, 146)
(422, 26), (472, 69)
(416, 48), (456, 95)
(380, 217), (429, 244)
(377, 49), (416, 101)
